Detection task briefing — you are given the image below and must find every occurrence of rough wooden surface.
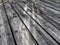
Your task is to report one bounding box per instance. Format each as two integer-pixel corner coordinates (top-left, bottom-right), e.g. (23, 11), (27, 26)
(0, 0), (60, 45)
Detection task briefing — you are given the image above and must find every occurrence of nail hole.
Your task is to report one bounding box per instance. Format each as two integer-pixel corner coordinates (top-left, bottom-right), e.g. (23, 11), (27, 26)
(15, 30), (18, 33)
(0, 35), (1, 38)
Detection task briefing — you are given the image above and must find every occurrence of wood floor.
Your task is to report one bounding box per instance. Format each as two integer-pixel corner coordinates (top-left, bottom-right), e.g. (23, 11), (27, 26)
(0, 0), (60, 45)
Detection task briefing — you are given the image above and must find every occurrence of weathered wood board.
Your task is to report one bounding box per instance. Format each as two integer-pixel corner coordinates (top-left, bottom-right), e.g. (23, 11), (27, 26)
(0, 0), (60, 45)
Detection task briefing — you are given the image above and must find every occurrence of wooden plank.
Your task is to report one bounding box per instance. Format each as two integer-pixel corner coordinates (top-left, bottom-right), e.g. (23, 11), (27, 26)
(0, 0), (60, 45)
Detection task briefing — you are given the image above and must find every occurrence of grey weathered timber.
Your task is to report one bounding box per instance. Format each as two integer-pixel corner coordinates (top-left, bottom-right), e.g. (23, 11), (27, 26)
(0, 0), (60, 45)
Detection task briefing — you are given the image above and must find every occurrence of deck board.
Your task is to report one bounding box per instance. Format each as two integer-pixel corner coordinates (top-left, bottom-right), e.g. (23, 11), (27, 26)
(0, 0), (60, 45)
